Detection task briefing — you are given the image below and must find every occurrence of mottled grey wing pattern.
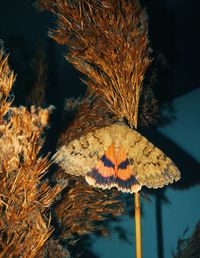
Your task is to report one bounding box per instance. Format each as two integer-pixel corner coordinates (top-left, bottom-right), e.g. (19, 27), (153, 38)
(124, 127), (181, 188)
(54, 127), (113, 176)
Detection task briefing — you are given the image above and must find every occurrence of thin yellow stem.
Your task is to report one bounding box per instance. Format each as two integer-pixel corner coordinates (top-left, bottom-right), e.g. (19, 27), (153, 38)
(135, 192), (142, 258)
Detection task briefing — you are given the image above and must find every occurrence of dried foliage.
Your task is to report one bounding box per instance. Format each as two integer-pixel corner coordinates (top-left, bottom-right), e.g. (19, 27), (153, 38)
(53, 171), (124, 241)
(62, 86), (159, 142)
(0, 51), (66, 257)
(0, 48), (124, 257)
(42, 239), (71, 258)
(0, 51), (15, 121)
(37, 0), (151, 128)
(60, 91), (119, 145)
(138, 85), (159, 127)
(173, 221), (200, 258)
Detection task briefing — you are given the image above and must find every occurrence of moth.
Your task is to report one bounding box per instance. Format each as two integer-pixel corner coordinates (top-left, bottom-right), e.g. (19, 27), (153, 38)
(54, 122), (181, 193)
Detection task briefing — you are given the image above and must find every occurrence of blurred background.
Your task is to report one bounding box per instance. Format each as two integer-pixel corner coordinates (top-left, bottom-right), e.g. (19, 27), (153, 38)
(0, 0), (200, 257)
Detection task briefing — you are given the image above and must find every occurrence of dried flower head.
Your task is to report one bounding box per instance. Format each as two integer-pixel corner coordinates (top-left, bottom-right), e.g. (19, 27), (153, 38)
(0, 51), (15, 121)
(0, 106), (67, 257)
(37, 0), (151, 128)
(0, 49), (66, 257)
(53, 171), (124, 241)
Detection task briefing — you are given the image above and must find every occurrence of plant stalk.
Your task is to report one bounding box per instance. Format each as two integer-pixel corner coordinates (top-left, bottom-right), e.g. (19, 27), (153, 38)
(135, 192), (142, 258)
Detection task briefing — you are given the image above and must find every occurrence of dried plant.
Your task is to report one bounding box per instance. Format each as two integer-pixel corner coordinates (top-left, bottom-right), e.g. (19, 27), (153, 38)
(41, 239), (72, 258)
(59, 91), (119, 145)
(173, 221), (200, 258)
(138, 85), (159, 127)
(0, 51), (66, 257)
(37, 0), (151, 128)
(0, 48), (125, 257)
(53, 170), (124, 242)
(0, 51), (15, 121)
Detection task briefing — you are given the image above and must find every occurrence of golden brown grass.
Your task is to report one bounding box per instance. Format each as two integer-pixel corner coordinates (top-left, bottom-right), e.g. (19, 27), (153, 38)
(59, 91), (119, 145)
(0, 52), (15, 121)
(0, 46), (125, 257)
(37, 0), (151, 128)
(53, 170), (124, 241)
(0, 50), (66, 257)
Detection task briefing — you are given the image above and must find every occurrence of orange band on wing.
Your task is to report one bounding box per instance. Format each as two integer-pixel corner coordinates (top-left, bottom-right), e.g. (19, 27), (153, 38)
(117, 163), (133, 181)
(95, 159), (115, 177)
(86, 144), (141, 193)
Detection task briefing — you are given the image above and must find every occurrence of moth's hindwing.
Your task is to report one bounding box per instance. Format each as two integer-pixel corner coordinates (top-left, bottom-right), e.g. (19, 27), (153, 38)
(86, 143), (142, 193)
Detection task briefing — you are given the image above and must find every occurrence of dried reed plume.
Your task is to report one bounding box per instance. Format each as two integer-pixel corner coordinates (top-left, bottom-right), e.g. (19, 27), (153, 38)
(53, 171), (124, 241)
(37, 0), (151, 128)
(0, 51), (66, 257)
(138, 85), (159, 127)
(60, 91), (119, 144)
(0, 50), (15, 121)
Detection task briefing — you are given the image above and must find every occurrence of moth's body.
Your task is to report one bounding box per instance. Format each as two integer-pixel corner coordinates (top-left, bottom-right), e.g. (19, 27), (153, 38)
(113, 139), (121, 158)
(55, 122), (181, 193)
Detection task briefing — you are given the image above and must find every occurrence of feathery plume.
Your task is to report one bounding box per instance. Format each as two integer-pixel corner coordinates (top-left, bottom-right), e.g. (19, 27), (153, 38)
(37, 0), (151, 128)
(0, 48), (66, 257)
(0, 50), (15, 121)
